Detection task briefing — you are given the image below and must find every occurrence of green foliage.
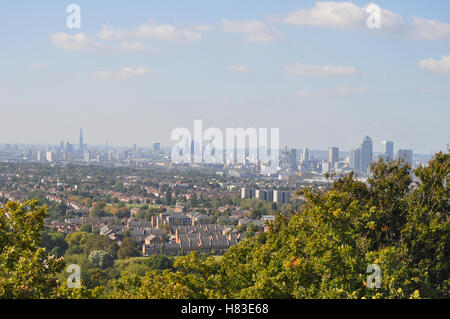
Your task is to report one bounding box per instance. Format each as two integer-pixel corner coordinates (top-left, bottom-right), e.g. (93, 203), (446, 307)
(64, 245), (83, 257)
(65, 231), (119, 258)
(65, 232), (91, 249)
(89, 250), (114, 269)
(53, 281), (104, 299)
(114, 256), (174, 277)
(50, 246), (63, 258)
(79, 224), (92, 233)
(41, 231), (68, 256)
(82, 268), (111, 289)
(144, 255), (174, 271)
(239, 198), (279, 216)
(103, 203), (130, 218)
(117, 238), (140, 259)
(0, 200), (65, 298)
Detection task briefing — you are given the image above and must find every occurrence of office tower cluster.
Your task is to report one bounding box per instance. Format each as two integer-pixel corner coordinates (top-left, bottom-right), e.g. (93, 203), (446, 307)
(280, 147), (298, 172)
(299, 147), (322, 172)
(349, 136), (373, 173)
(241, 187), (291, 204)
(35, 128), (89, 163)
(321, 147), (340, 173)
(349, 137), (414, 173)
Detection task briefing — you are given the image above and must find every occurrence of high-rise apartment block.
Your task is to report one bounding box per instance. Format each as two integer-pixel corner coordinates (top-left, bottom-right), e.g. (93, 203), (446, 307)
(328, 147), (339, 168)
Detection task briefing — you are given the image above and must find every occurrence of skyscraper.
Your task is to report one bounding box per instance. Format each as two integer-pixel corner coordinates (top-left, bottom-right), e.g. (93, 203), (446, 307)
(289, 149), (298, 171)
(66, 142), (73, 153)
(382, 141), (394, 160)
(84, 150), (90, 164)
(241, 187), (255, 199)
(301, 148), (310, 162)
(350, 148), (361, 171)
(153, 142), (161, 153)
(46, 151), (54, 162)
(79, 128), (84, 154)
(360, 136), (373, 172)
(328, 147), (339, 168)
(255, 189), (266, 201)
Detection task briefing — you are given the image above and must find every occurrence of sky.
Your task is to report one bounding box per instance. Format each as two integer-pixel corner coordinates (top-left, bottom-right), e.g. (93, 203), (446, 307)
(0, 0), (449, 153)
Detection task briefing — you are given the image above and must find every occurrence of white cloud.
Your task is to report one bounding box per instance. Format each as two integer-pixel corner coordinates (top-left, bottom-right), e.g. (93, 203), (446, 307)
(98, 25), (126, 40)
(296, 85), (369, 97)
(412, 17), (450, 40)
(51, 33), (106, 51)
(135, 23), (201, 41)
(282, 62), (358, 77)
(418, 55), (450, 75)
(221, 19), (283, 43)
(120, 41), (145, 51)
(279, 1), (450, 40)
(92, 67), (150, 79)
(228, 65), (250, 73)
(335, 85), (369, 94)
(194, 25), (216, 32)
(281, 1), (403, 30)
(99, 22), (202, 41)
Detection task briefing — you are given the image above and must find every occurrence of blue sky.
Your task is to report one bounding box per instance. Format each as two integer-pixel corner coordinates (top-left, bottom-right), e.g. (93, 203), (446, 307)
(0, 1), (449, 153)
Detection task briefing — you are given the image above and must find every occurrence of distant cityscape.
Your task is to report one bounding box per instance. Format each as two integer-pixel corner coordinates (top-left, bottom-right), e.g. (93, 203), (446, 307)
(0, 129), (432, 183)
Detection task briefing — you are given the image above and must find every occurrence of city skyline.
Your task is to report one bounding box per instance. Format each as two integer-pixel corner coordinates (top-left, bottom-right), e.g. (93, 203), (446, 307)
(0, 131), (430, 156)
(0, 129), (425, 166)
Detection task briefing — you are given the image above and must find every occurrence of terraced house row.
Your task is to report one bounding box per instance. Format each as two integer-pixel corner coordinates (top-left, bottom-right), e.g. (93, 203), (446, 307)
(142, 224), (242, 256)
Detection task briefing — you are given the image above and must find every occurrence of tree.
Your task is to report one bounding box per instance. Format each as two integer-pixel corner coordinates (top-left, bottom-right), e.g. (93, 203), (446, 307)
(50, 246), (63, 258)
(143, 255), (174, 270)
(117, 238), (140, 259)
(41, 231), (68, 255)
(89, 201), (106, 218)
(64, 245), (83, 257)
(79, 224), (92, 233)
(190, 193), (198, 207)
(89, 206), (102, 218)
(0, 200), (65, 298)
(89, 250), (114, 269)
(65, 231), (91, 249)
(83, 234), (119, 258)
(401, 151), (449, 297)
(165, 188), (173, 206)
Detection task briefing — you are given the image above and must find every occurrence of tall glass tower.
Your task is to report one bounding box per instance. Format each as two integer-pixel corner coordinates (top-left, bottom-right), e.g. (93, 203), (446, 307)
(79, 128), (84, 154)
(360, 136), (373, 172)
